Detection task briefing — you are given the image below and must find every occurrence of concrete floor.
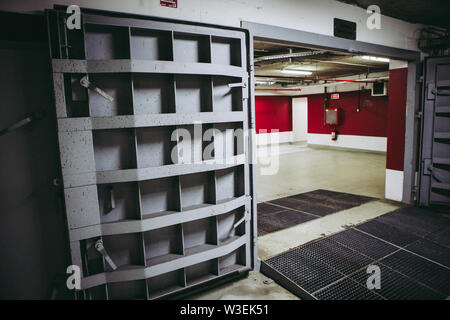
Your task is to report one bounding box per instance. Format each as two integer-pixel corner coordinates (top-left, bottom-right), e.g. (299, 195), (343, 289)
(192, 143), (399, 300)
(256, 142), (387, 202)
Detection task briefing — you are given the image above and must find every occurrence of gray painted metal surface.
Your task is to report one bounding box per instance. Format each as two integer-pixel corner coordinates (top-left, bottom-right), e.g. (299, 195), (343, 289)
(47, 8), (254, 299)
(241, 21), (420, 62)
(402, 60), (421, 204)
(419, 56), (450, 206)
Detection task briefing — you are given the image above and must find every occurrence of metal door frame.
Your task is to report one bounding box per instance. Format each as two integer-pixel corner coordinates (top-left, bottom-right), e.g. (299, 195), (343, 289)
(242, 21), (421, 204)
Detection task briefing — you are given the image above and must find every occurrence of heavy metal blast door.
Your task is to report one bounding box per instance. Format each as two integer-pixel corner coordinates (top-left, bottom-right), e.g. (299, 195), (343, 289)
(47, 7), (256, 299)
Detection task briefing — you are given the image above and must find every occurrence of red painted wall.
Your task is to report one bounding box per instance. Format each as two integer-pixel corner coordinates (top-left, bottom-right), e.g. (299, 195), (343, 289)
(255, 96), (292, 133)
(386, 68), (407, 171)
(307, 90), (388, 137)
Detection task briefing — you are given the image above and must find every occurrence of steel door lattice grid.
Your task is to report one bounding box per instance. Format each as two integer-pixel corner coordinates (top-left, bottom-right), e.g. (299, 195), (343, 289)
(47, 7), (254, 299)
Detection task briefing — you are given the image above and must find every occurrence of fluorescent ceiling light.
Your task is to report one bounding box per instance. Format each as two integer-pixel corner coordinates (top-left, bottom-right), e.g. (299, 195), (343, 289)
(288, 65), (316, 71)
(281, 69), (312, 75)
(361, 55), (390, 63)
(255, 80), (275, 85)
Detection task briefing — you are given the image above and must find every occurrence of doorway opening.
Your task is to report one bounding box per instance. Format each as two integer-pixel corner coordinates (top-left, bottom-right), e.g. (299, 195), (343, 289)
(254, 40), (396, 203)
(252, 39), (412, 240)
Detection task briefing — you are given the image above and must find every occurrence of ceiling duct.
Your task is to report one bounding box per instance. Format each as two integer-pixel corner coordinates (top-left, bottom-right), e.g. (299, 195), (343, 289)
(254, 50), (328, 63)
(418, 27), (450, 56)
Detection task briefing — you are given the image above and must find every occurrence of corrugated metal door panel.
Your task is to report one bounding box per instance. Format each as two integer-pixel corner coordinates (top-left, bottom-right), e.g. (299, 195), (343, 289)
(419, 56), (450, 206)
(46, 8), (254, 299)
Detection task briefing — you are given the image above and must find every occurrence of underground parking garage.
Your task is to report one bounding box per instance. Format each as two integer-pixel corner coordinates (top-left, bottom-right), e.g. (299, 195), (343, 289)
(0, 0), (449, 307)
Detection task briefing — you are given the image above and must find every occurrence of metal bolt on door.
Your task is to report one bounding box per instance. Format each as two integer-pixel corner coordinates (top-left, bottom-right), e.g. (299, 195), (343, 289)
(419, 56), (450, 206)
(46, 7), (256, 299)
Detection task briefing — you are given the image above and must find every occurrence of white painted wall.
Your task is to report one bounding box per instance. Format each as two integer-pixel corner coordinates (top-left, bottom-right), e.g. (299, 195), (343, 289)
(307, 133), (387, 152)
(292, 97), (308, 142)
(1, 0), (424, 51)
(385, 169), (404, 201)
(256, 131), (293, 146)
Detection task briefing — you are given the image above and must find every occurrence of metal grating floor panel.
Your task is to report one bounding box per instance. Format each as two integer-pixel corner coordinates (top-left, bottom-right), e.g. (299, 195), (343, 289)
(262, 206), (450, 300)
(355, 219), (421, 247)
(425, 226), (450, 249)
(375, 209), (443, 238)
(350, 264), (445, 300)
(267, 197), (338, 216)
(257, 202), (284, 215)
(327, 229), (399, 260)
(264, 245), (345, 294)
(405, 238), (450, 268)
(296, 238), (372, 275)
(258, 209), (316, 236)
(313, 277), (383, 300)
(380, 250), (450, 296)
(290, 190), (375, 208)
(258, 189), (376, 236)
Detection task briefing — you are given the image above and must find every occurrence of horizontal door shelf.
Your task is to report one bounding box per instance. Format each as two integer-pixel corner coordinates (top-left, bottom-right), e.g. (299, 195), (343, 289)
(431, 182), (450, 191)
(433, 158), (450, 165)
(80, 234), (247, 290)
(434, 132), (450, 140)
(436, 106), (450, 114)
(63, 154), (246, 188)
(69, 195), (249, 241)
(52, 59), (247, 78)
(57, 112), (245, 131)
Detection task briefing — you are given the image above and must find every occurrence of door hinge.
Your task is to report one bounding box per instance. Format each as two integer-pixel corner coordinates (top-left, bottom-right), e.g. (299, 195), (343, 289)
(423, 158), (432, 175)
(229, 79), (249, 99)
(427, 82), (436, 100)
(80, 76), (114, 102)
(95, 239), (118, 271)
(416, 111), (423, 119)
(228, 81), (246, 88)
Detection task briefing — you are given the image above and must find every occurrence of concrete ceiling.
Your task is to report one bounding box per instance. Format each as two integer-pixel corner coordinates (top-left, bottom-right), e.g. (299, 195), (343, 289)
(254, 40), (389, 87)
(337, 0), (450, 28)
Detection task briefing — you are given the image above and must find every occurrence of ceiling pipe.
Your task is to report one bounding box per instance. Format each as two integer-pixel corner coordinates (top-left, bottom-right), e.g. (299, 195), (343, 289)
(255, 88), (302, 91)
(254, 75), (388, 85)
(308, 59), (376, 68)
(254, 76), (389, 92)
(321, 78), (386, 83)
(254, 50), (327, 63)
